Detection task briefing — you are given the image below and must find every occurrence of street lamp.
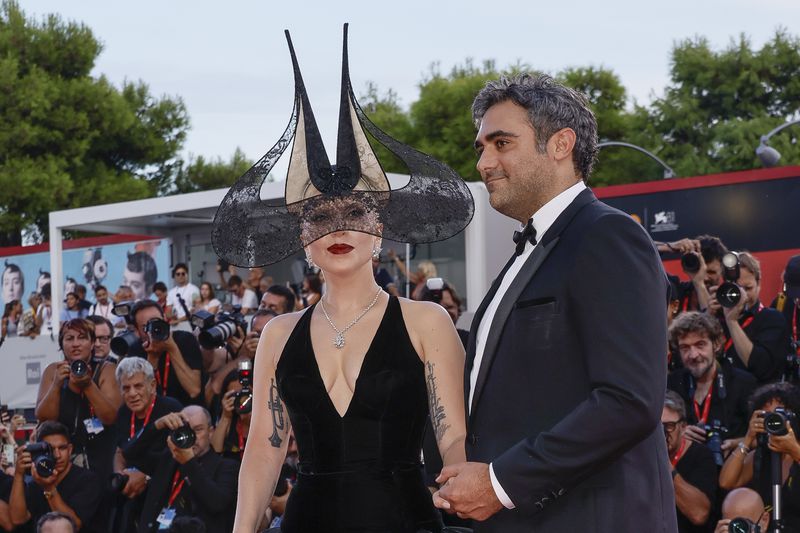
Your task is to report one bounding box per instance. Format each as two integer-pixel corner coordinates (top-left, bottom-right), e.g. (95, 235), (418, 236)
(597, 141), (676, 179)
(755, 119), (800, 167)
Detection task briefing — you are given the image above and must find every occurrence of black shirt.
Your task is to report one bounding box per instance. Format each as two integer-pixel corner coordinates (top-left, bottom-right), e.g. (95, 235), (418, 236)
(25, 465), (102, 532)
(675, 441), (717, 533)
(667, 363), (757, 439)
(722, 301), (791, 383)
(117, 395), (183, 472)
(152, 330), (205, 406)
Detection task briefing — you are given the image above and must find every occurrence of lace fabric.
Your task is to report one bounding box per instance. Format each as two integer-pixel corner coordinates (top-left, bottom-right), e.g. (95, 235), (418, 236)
(212, 24), (474, 267)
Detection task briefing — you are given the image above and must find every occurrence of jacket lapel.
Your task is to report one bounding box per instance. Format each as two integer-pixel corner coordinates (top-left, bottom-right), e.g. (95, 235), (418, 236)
(468, 188), (597, 419)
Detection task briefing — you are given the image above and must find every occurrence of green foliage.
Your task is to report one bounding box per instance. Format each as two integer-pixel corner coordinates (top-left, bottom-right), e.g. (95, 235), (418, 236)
(172, 148), (254, 194)
(0, 0), (189, 245)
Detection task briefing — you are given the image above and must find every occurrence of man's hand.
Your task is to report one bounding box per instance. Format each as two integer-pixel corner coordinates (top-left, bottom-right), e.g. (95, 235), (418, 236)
(220, 390), (236, 420)
(669, 239), (701, 256)
(148, 332), (180, 355)
(13, 445), (31, 478)
(155, 412), (187, 432)
(714, 519), (731, 533)
(30, 458), (58, 491)
(722, 291), (747, 323)
(683, 424), (708, 444)
(122, 469), (149, 499)
(707, 286), (722, 315)
(433, 462), (504, 521)
(167, 436), (195, 464)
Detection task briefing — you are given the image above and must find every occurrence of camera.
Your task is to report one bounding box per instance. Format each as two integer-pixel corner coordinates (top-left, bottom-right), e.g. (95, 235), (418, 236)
(170, 422), (196, 449)
(112, 300), (135, 324)
(425, 277), (445, 303)
(701, 419), (727, 466)
(234, 360), (253, 415)
(717, 252), (743, 308)
(109, 472), (129, 493)
(193, 306), (248, 350)
(26, 442), (56, 478)
(728, 517), (760, 533)
(110, 330), (141, 357)
(144, 317), (170, 342)
(762, 407), (796, 436)
(70, 359), (90, 378)
(681, 252), (701, 275)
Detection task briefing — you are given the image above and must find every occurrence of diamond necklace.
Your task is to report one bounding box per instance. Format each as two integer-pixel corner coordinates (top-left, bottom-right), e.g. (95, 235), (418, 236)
(319, 288), (383, 349)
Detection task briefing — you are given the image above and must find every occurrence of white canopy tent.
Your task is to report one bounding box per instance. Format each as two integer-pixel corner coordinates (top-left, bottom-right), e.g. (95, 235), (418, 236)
(48, 176), (517, 333)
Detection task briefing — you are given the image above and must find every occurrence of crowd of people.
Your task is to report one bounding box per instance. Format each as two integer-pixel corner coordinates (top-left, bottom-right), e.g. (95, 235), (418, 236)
(655, 236), (800, 532)
(0, 256), (459, 533)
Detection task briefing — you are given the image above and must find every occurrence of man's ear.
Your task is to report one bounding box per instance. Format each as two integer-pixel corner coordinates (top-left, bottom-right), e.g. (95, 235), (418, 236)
(547, 128), (577, 164)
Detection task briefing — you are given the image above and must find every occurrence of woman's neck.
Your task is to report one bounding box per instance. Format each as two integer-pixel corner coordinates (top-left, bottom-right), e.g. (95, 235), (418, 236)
(321, 264), (382, 314)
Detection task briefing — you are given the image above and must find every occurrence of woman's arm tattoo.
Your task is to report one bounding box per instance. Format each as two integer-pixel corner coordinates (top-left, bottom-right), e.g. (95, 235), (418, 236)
(425, 361), (450, 443)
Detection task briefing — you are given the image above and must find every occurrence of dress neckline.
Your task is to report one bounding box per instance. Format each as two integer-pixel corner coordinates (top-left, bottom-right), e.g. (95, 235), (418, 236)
(308, 295), (394, 419)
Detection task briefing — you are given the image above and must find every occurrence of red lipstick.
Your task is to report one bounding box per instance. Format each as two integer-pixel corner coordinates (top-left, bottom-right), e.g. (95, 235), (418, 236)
(327, 244), (354, 255)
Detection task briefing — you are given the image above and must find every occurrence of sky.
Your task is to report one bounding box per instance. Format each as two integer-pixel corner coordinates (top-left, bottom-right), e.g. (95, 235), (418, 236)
(20, 0), (800, 177)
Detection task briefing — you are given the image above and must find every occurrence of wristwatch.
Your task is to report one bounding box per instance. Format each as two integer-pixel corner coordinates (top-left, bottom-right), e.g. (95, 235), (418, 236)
(738, 442), (750, 456)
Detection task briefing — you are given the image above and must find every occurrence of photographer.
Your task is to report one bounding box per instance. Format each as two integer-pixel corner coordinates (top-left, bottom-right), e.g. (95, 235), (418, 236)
(657, 235), (728, 314)
(226, 276), (258, 315)
(34, 319), (121, 484)
(714, 488), (769, 533)
(204, 310), (276, 406)
(131, 300), (204, 406)
(667, 312), (757, 454)
(135, 406), (239, 533)
(772, 255), (800, 377)
(259, 285), (295, 316)
(210, 369), (252, 461)
(8, 421), (101, 531)
(719, 382), (800, 529)
(714, 252), (791, 383)
(663, 391), (717, 532)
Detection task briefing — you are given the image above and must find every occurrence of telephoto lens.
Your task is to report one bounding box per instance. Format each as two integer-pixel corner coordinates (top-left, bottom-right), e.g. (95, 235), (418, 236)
(145, 318), (170, 342)
(70, 359), (89, 378)
(109, 472), (130, 493)
(110, 330), (142, 357)
(170, 423), (196, 449)
(680, 253), (701, 274)
(728, 517), (759, 533)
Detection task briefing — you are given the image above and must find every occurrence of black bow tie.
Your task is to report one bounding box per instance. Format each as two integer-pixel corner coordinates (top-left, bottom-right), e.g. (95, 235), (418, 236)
(512, 219), (537, 256)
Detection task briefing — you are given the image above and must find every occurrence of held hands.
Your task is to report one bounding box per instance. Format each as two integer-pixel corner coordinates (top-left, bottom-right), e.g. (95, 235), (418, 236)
(432, 462), (504, 521)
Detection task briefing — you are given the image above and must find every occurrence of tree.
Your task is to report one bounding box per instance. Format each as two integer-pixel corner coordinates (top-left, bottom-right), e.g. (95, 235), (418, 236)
(0, 1), (189, 245)
(171, 148), (254, 194)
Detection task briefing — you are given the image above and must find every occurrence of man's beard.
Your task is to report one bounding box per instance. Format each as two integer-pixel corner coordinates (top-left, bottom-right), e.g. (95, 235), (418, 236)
(689, 359), (714, 381)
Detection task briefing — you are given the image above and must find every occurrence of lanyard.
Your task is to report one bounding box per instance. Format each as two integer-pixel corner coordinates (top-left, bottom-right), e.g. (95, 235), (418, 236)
(130, 396), (157, 439)
(693, 372), (715, 425)
(167, 470), (186, 508)
(671, 439), (687, 468)
(724, 303), (764, 352)
(236, 420), (247, 458)
(154, 354), (171, 395)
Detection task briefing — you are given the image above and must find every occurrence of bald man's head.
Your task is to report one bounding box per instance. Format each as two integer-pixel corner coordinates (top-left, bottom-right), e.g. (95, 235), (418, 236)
(722, 488), (769, 530)
(180, 405), (214, 458)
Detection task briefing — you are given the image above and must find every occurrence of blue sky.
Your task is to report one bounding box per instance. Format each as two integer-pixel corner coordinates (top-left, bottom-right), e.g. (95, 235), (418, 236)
(21, 0), (800, 176)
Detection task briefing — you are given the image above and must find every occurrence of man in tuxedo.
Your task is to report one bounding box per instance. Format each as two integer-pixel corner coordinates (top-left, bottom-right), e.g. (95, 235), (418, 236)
(434, 74), (677, 532)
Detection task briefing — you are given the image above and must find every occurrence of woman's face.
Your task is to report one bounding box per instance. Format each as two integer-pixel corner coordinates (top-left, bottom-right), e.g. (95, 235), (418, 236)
(2, 270), (23, 303)
(62, 328), (93, 361)
(66, 294), (78, 309)
(306, 231), (379, 277)
(201, 284), (211, 300)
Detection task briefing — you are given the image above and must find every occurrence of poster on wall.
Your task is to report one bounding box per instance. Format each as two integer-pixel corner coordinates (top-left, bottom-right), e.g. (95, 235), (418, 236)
(1, 236), (171, 311)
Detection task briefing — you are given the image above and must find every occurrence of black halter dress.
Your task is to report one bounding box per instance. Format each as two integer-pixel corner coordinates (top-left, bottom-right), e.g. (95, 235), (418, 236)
(275, 296), (442, 533)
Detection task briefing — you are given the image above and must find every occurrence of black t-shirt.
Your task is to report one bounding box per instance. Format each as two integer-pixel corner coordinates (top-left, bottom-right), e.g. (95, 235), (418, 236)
(116, 395), (183, 472)
(25, 465), (102, 532)
(722, 301), (791, 383)
(675, 441), (717, 533)
(667, 364), (757, 439)
(152, 330), (205, 406)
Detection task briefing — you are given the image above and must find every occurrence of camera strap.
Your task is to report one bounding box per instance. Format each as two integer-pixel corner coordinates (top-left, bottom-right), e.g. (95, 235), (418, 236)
(130, 396), (157, 439)
(724, 303), (764, 352)
(167, 469), (186, 507)
(154, 354), (171, 395)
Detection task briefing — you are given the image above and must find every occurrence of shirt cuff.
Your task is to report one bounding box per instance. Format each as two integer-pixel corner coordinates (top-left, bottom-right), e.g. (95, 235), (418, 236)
(489, 463), (515, 509)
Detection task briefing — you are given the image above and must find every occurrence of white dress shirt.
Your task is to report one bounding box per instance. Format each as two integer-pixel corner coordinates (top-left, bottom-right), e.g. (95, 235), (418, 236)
(469, 180), (587, 509)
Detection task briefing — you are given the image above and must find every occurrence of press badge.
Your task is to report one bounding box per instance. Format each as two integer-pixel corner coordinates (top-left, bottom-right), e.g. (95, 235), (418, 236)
(157, 508), (176, 529)
(83, 417), (104, 435)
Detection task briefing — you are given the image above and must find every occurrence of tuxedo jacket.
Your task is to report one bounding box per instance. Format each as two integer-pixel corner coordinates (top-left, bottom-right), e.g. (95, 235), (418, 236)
(465, 189), (678, 532)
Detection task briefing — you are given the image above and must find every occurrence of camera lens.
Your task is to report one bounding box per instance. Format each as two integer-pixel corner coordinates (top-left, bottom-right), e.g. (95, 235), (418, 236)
(764, 411), (790, 436)
(34, 455), (56, 478)
(170, 424), (196, 449)
(198, 321), (237, 349)
(70, 359), (89, 378)
(146, 318), (170, 342)
(717, 282), (742, 308)
(110, 331), (142, 357)
(728, 517), (753, 533)
(680, 253), (701, 274)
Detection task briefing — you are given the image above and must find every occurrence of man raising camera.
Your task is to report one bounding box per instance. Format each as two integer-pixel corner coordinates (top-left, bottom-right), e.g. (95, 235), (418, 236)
(667, 312), (757, 456)
(8, 422), (101, 532)
(657, 235), (728, 314)
(131, 406), (239, 533)
(714, 252), (791, 383)
(131, 300), (204, 407)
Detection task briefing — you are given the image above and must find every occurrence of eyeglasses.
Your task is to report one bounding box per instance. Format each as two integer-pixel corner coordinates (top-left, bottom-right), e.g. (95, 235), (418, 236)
(662, 421), (683, 434)
(175, 272), (187, 277)
(96, 336), (111, 344)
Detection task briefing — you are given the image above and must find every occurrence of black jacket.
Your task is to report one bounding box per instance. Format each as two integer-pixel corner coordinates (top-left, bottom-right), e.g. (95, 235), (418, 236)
(465, 189), (677, 532)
